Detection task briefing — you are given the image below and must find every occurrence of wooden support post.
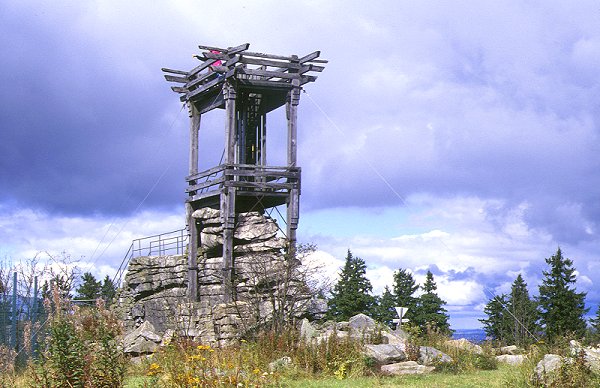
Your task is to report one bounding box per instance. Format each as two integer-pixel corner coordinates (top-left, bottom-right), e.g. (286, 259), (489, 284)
(187, 102), (201, 301)
(286, 77), (301, 253)
(222, 82), (237, 302)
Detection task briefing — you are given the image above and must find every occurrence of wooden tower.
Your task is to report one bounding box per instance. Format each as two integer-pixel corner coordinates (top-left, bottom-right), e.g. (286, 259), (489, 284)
(163, 43), (326, 302)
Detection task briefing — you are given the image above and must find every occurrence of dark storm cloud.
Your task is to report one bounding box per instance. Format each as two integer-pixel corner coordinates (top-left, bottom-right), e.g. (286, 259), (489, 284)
(0, 2), (188, 216)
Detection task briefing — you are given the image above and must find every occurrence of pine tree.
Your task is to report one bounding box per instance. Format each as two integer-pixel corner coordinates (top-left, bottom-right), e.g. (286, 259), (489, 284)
(326, 250), (375, 321)
(372, 286), (396, 326)
(100, 275), (117, 306)
(480, 294), (511, 342)
(507, 274), (539, 347)
(590, 305), (600, 341)
(414, 271), (451, 334)
(392, 268), (419, 322)
(538, 248), (588, 342)
(75, 272), (101, 304)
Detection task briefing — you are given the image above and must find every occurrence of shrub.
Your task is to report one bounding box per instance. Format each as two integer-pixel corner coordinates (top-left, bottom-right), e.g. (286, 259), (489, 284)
(28, 288), (126, 387)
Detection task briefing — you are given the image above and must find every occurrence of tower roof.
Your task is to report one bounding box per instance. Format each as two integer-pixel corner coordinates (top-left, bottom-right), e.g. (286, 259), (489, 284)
(162, 43), (326, 114)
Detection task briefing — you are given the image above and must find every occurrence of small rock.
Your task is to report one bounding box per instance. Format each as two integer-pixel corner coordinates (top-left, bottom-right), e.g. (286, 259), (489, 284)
(381, 361), (435, 375)
(500, 345), (519, 355)
(445, 338), (483, 354)
(496, 354), (526, 365)
(269, 356), (292, 372)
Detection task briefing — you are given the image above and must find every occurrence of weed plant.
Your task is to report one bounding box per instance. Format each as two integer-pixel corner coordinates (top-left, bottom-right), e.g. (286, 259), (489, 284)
(27, 287), (126, 388)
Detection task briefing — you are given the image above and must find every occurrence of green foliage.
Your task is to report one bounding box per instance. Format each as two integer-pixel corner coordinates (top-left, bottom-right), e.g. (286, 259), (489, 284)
(392, 268), (419, 322)
(481, 275), (539, 347)
(76, 272), (101, 303)
(371, 286), (396, 326)
(538, 248), (588, 343)
(100, 275), (117, 306)
(326, 250), (375, 322)
(413, 271), (451, 335)
(481, 294), (510, 343)
(28, 287), (126, 387)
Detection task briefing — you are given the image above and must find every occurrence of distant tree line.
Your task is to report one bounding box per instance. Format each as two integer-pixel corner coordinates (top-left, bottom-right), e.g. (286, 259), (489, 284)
(481, 247), (597, 346)
(325, 250), (451, 336)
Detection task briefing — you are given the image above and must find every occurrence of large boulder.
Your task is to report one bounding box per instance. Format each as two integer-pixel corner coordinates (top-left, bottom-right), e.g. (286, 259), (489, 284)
(534, 354), (564, 384)
(570, 340), (600, 373)
(364, 344), (407, 364)
(348, 314), (377, 331)
(496, 354), (526, 366)
(419, 346), (453, 365)
(123, 321), (162, 355)
(445, 338), (483, 354)
(381, 361), (435, 375)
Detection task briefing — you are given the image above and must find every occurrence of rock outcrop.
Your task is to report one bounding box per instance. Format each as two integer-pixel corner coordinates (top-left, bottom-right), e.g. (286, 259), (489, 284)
(117, 209), (313, 349)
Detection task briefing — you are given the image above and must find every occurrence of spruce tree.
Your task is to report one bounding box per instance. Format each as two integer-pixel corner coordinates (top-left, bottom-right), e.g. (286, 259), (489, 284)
(507, 274), (539, 347)
(538, 248), (588, 342)
(75, 272), (101, 304)
(392, 268), (419, 322)
(372, 286), (396, 326)
(100, 275), (117, 306)
(414, 271), (451, 334)
(480, 294), (511, 343)
(590, 305), (600, 341)
(326, 250), (375, 321)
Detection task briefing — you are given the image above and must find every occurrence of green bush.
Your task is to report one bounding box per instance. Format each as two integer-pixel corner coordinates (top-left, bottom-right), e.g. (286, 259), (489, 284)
(28, 288), (126, 387)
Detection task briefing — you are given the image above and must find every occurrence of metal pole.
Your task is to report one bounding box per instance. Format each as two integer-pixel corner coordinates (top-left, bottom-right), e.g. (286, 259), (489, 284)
(11, 272), (17, 350)
(32, 276), (38, 357)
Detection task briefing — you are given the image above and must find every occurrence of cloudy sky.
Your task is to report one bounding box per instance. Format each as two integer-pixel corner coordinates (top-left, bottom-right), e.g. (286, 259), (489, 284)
(2, 0), (600, 329)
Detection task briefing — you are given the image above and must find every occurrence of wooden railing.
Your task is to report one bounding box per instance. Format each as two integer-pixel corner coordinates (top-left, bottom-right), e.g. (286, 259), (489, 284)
(186, 164), (300, 201)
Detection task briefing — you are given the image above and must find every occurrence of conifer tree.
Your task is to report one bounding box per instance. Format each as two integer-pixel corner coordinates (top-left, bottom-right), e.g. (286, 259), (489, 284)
(372, 286), (396, 326)
(590, 305), (600, 340)
(75, 272), (101, 304)
(326, 250), (375, 321)
(480, 294), (511, 342)
(100, 275), (117, 306)
(538, 248), (588, 342)
(414, 270), (451, 334)
(392, 268), (419, 322)
(507, 274), (539, 347)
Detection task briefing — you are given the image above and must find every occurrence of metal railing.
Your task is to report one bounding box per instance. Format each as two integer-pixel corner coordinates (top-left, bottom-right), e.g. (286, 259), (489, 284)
(114, 228), (188, 286)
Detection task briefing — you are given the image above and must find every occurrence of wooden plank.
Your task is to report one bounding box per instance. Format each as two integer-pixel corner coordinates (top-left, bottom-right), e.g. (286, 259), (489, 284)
(196, 92), (224, 115)
(164, 74), (189, 83)
(224, 181), (296, 190)
(162, 67), (188, 75)
(300, 64), (325, 73)
(185, 70), (218, 89)
(225, 42), (250, 54)
(186, 176), (226, 193)
(241, 50), (295, 61)
(186, 203), (198, 301)
(237, 56), (301, 69)
(209, 65), (229, 73)
(236, 78), (293, 90)
(186, 68), (235, 100)
(238, 68), (302, 80)
(197, 44), (228, 52)
(299, 51), (320, 63)
(188, 59), (219, 77)
(187, 164), (226, 182)
(186, 75), (223, 100)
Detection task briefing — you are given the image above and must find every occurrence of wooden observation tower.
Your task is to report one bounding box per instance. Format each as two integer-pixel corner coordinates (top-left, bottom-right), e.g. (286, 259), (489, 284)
(163, 43), (326, 302)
